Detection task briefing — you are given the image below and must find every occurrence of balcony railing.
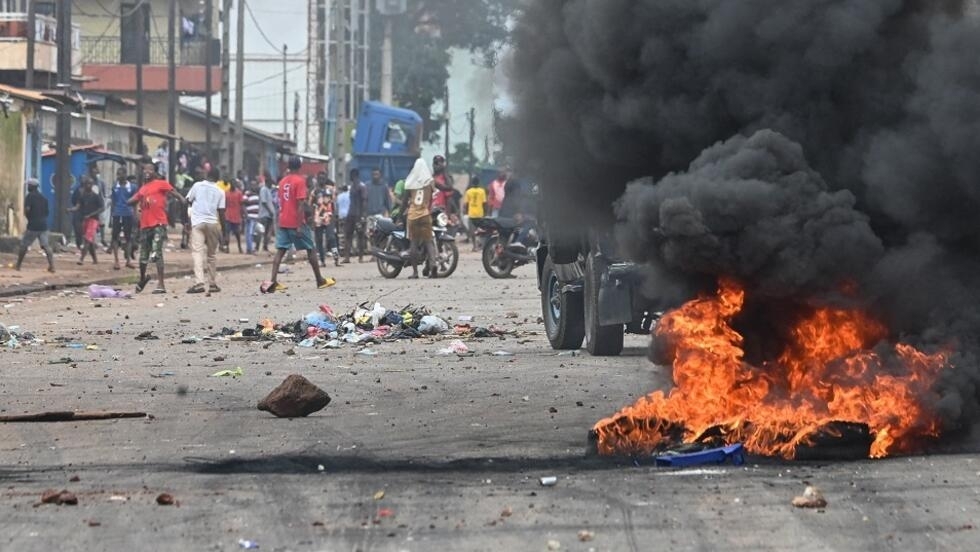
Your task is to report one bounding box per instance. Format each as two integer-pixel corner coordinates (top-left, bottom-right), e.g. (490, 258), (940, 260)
(80, 36), (219, 67)
(0, 13), (81, 74)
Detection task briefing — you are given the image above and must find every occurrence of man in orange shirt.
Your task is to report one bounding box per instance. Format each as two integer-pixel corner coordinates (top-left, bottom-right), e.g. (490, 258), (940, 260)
(128, 163), (186, 293)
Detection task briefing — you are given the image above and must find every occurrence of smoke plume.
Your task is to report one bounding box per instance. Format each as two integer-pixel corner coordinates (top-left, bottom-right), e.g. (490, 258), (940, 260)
(508, 1), (980, 434)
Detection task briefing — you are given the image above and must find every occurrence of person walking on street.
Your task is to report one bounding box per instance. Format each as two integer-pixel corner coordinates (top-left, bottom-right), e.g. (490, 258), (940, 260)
(129, 163), (185, 294)
(261, 157), (335, 293)
(70, 176), (105, 265)
(69, 176), (83, 250)
(109, 167), (138, 269)
(224, 179), (245, 253)
(186, 167), (226, 295)
(463, 176), (487, 251)
(366, 168), (392, 218)
(313, 177), (340, 267)
(243, 183), (261, 254)
(15, 179), (55, 273)
(259, 175), (277, 252)
(488, 170), (508, 218)
(402, 159), (438, 279)
(343, 168), (367, 263)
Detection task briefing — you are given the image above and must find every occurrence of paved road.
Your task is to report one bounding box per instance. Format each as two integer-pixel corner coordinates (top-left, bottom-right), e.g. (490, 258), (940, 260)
(1, 253), (978, 551)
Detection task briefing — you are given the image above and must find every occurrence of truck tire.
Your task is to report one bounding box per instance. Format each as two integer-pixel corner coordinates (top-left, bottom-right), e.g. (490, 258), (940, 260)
(584, 253), (624, 356)
(541, 256), (585, 350)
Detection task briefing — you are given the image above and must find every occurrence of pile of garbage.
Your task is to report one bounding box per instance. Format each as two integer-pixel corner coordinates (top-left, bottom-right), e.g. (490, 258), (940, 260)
(0, 323), (41, 349)
(201, 303), (507, 350)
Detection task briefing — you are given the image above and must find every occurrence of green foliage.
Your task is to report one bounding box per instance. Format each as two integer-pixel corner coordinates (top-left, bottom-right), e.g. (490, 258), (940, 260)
(371, 0), (519, 142)
(448, 142), (477, 170)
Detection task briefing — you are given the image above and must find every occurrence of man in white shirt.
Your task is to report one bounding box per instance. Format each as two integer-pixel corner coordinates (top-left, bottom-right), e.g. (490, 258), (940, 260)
(185, 167), (226, 295)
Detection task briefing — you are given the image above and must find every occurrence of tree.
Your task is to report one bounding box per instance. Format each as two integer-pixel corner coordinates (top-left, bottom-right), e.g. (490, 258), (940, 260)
(370, 0), (519, 143)
(448, 142), (477, 171)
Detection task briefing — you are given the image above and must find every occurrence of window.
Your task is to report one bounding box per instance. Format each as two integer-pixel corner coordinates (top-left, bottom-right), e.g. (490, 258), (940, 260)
(35, 2), (55, 17)
(0, 1), (27, 13)
(120, 3), (150, 64)
(385, 122), (408, 145)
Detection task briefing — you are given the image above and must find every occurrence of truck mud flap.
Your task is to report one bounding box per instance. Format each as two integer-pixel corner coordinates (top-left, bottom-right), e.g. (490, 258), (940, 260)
(598, 273), (632, 326)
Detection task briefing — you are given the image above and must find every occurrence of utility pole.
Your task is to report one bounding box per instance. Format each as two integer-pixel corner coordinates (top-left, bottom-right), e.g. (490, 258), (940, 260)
(167, 0), (177, 184)
(293, 91), (300, 146)
(282, 43), (288, 139)
(25, 0), (35, 89)
(220, 0), (232, 172)
(234, 0), (245, 171)
(443, 85), (450, 164)
(136, 3), (145, 156)
(380, 15), (392, 104)
(467, 107), (476, 177)
(205, 0), (213, 160)
(54, 0), (71, 234)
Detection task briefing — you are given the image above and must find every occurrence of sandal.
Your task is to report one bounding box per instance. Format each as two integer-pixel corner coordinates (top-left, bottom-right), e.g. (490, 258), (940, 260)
(317, 278), (336, 289)
(208, 284), (221, 293)
(152, 288), (167, 295)
(187, 284), (206, 294)
(261, 281), (287, 294)
(135, 276), (151, 293)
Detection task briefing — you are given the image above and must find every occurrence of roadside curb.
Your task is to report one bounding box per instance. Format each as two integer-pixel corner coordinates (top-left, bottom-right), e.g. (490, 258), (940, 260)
(0, 261), (261, 299)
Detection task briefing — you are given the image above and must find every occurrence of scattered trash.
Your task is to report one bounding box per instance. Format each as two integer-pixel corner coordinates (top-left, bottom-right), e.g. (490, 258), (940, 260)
(653, 443), (745, 467)
(257, 375), (331, 418)
(577, 530), (594, 542)
(437, 340), (470, 355)
(492, 351), (514, 357)
(210, 367), (244, 378)
(373, 490), (385, 500)
(500, 506), (513, 518)
(65, 343), (85, 349)
(505, 312), (519, 319)
(181, 336), (202, 344)
(85, 345), (99, 351)
(135, 331), (159, 341)
(150, 371), (176, 378)
(457, 315), (474, 322)
(539, 476), (557, 487)
(155, 303), (165, 308)
(39, 490), (77, 506)
(108, 495), (127, 502)
(238, 539), (260, 549)
(239, 318), (250, 323)
(418, 315), (449, 335)
(88, 284), (131, 299)
(156, 493), (176, 506)
(356, 349), (378, 356)
(546, 540), (561, 551)
(792, 486), (828, 509)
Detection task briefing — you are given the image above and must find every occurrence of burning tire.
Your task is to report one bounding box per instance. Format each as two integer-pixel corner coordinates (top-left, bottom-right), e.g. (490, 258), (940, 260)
(541, 256), (585, 350)
(584, 252), (624, 356)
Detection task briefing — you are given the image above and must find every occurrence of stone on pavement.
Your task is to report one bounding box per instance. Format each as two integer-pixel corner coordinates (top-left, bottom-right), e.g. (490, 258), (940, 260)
(258, 374), (331, 418)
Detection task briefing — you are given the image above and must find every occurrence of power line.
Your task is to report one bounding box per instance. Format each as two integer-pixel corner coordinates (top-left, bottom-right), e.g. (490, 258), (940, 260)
(242, 0), (282, 53)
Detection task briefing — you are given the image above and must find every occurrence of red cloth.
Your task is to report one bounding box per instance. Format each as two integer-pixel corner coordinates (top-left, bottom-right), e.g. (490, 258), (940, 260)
(225, 189), (243, 223)
(134, 179), (175, 229)
(277, 174), (308, 229)
(82, 217), (99, 243)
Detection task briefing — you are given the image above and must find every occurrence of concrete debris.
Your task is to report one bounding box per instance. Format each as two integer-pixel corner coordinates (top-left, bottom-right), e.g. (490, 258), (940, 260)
(40, 489), (78, 506)
(257, 375), (331, 418)
(156, 493), (176, 506)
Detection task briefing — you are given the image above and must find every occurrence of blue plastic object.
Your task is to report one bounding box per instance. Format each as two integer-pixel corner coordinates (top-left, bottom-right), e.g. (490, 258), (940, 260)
(653, 443), (745, 467)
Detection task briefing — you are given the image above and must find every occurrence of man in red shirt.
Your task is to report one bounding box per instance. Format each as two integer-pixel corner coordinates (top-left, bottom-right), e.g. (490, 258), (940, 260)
(261, 157), (335, 293)
(223, 179), (245, 253)
(128, 163), (186, 293)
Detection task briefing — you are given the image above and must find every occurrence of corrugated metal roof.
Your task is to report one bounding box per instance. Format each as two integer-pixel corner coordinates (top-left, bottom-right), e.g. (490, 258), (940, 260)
(0, 83), (61, 105)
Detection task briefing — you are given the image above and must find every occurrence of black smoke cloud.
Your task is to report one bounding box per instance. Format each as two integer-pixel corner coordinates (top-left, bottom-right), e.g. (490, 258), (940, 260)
(508, 1), (980, 434)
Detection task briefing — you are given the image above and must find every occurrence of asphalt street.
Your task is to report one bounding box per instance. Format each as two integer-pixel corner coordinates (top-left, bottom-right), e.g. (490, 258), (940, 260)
(1, 252), (979, 551)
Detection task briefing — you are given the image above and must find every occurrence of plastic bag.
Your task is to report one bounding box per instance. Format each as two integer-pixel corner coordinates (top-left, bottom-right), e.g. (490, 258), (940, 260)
(418, 316), (449, 335)
(88, 284), (131, 299)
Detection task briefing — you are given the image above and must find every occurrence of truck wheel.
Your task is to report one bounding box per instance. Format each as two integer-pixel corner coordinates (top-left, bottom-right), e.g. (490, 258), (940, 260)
(541, 257), (585, 350)
(584, 253), (624, 356)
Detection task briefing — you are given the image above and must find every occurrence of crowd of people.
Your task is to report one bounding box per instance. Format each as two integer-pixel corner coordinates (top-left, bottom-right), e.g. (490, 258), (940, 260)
(13, 153), (526, 293)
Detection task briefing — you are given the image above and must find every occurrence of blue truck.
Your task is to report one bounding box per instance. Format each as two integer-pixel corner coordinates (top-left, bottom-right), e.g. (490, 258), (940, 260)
(350, 101), (423, 186)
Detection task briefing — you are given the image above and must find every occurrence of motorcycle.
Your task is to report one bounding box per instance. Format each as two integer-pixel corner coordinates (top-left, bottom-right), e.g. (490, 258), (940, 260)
(473, 217), (538, 279)
(368, 210), (460, 279)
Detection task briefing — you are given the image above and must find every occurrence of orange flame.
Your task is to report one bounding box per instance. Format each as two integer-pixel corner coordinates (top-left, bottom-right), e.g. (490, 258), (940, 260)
(593, 278), (947, 459)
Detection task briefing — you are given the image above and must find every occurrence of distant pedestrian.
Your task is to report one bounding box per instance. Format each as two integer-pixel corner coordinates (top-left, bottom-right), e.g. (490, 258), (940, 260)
(224, 179), (245, 253)
(431, 155), (455, 217)
(129, 163), (185, 294)
(110, 167), (137, 269)
(463, 176), (487, 251)
(488, 170), (508, 218)
(15, 179), (55, 273)
(243, 183), (261, 254)
(366, 168), (392, 217)
(70, 176), (105, 265)
(259, 174), (277, 252)
(343, 168), (367, 263)
(313, 177), (339, 267)
(185, 167), (226, 295)
(261, 157), (335, 293)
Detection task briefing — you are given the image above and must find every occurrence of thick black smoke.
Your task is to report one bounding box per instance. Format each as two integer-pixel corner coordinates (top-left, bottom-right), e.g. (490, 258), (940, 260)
(508, 1), (980, 434)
